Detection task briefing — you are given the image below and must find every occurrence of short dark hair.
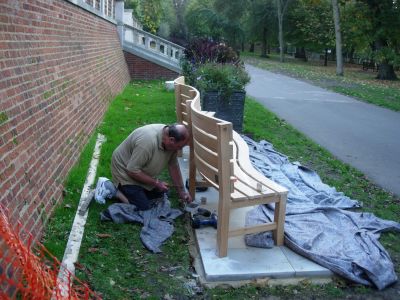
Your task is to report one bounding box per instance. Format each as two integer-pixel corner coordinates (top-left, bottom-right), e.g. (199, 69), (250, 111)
(167, 124), (186, 142)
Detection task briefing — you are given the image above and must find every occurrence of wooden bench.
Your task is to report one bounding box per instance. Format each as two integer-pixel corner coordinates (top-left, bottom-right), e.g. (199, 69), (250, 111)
(174, 77), (288, 258)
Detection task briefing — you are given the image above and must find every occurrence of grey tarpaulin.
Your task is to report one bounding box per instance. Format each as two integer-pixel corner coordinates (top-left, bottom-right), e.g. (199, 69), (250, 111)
(243, 136), (400, 290)
(100, 195), (182, 253)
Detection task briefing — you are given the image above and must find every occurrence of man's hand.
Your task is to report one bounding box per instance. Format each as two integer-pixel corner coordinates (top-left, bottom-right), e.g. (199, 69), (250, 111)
(179, 191), (192, 203)
(155, 180), (169, 192)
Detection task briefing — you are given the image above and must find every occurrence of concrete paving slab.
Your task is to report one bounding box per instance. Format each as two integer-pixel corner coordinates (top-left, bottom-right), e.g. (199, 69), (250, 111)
(200, 247), (295, 281)
(281, 247), (333, 277)
(178, 146), (332, 284)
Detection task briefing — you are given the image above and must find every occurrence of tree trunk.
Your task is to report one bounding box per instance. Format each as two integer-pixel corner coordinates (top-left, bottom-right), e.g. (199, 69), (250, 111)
(277, 0), (284, 62)
(173, 0), (188, 40)
(331, 0), (343, 76)
(261, 27), (268, 57)
(276, 0), (291, 62)
(249, 42), (255, 52)
(348, 48), (355, 64)
(295, 47), (307, 61)
(377, 63), (398, 80)
(324, 49), (328, 66)
(373, 39), (398, 80)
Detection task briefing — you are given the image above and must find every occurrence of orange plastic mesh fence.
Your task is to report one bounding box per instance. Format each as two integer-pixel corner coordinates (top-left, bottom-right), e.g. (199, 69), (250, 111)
(0, 206), (101, 299)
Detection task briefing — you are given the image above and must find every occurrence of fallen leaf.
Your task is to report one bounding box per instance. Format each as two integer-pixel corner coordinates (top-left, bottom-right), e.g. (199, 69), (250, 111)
(74, 262), (85, 270)
(96, 233), (112, 238)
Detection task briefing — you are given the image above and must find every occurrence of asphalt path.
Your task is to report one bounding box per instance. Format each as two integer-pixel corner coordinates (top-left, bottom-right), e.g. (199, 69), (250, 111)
(245, 63), (400, 196)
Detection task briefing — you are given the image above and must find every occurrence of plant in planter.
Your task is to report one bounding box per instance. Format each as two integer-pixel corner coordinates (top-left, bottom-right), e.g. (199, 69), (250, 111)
(180, 38), (240, 86)
(194, 63), (250, 132)
(180, 38), (250, 132)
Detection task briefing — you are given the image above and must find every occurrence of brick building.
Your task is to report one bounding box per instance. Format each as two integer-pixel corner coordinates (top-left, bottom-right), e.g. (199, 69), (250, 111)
(0, 0), (180, 253)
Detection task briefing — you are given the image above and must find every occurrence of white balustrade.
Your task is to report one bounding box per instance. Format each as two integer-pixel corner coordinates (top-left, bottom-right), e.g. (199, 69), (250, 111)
(123, 24), (185, 65)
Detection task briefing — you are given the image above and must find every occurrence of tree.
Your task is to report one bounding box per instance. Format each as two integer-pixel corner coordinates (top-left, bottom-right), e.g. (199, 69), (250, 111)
(185, 0), (214, 40)
(276, 0), (292, 62)
(213, 0), (248, 50)
(125, 0), (140, 16)
(340, 1), (372, 63)
(184, 0), (247, 50)
(287, 0), (335, 65)
(359, 0), (399, 80)
(169, 0), (189, 43)
(125, 0), (163, 34)
(331, 0), (343, 75)
(157, 1), (175, 39)
(141, 0), (162, 34)
(245, 0), (277, 57)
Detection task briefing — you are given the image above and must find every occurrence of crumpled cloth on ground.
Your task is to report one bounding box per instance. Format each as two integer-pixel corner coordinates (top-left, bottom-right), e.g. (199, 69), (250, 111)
(243, 136), (400, 290)
(100, 195), (182, 253)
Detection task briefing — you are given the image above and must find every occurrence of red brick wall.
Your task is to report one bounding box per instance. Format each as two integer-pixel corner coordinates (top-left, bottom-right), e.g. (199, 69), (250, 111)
(0, 0), (130, 242)
(124, 51), (179, 80)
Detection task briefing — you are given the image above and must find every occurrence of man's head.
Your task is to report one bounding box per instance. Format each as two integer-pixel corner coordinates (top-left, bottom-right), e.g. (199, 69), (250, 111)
(163, 123), (190, 151)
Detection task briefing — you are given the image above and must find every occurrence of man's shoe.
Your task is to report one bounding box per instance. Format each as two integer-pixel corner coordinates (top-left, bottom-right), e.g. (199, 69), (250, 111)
(94, 177), (116, 204)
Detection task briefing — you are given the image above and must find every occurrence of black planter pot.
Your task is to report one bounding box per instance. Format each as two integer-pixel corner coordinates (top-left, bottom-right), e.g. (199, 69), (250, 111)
(201, 91), (246, 132)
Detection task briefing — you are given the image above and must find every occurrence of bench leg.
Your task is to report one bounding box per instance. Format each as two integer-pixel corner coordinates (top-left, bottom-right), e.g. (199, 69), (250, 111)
(273, 194), (287, 246)
(188, 143), (196, 200)
(217, 193), (230, 257)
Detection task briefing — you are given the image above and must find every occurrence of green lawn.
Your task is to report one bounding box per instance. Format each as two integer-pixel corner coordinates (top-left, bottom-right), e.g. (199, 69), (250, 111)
(242, 52), (400, 111)
(43, 80), (399, 299)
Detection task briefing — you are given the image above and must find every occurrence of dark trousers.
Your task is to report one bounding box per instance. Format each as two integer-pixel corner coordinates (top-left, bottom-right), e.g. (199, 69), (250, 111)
(119, 185), (164, 211)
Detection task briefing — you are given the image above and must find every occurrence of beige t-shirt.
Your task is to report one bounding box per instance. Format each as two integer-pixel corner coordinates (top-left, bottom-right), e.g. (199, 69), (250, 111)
(111, 124), (177, 190)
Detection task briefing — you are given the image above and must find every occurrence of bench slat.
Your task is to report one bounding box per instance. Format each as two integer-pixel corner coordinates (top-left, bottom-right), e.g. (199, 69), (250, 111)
(194, 151), (220, 187)
(193, 139), (218, 169)
(231, 135), (278, 196)
(234, 166), (275, 194)
(180, 93), (192, 99)
(231, 192), (281, 208)
(233, 180), (263, 198)
(191, 109), (219, 136)
(231, 189), (248, 200)
(232, 131), (288, 194)
(192, 124), (218, 151)
(180, 84), (196, 97)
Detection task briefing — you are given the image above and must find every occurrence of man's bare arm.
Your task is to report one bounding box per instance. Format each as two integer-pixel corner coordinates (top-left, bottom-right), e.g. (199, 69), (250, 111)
(168, 161), (192, 203)
(126, 170), (169, 192)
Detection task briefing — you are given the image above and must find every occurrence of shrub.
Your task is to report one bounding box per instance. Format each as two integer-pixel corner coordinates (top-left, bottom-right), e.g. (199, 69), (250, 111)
(195, 63), (250, 100)
(181, 38), (242, 86)
(184, 38), (240, 65)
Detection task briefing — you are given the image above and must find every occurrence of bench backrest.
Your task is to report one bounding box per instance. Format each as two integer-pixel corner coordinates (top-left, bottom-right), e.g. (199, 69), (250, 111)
(174, 76), (194, 127)
(189, 94), (235, 194)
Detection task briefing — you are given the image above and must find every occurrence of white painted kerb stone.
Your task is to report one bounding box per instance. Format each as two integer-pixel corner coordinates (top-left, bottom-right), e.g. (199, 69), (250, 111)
(55, 133), (106, 296)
